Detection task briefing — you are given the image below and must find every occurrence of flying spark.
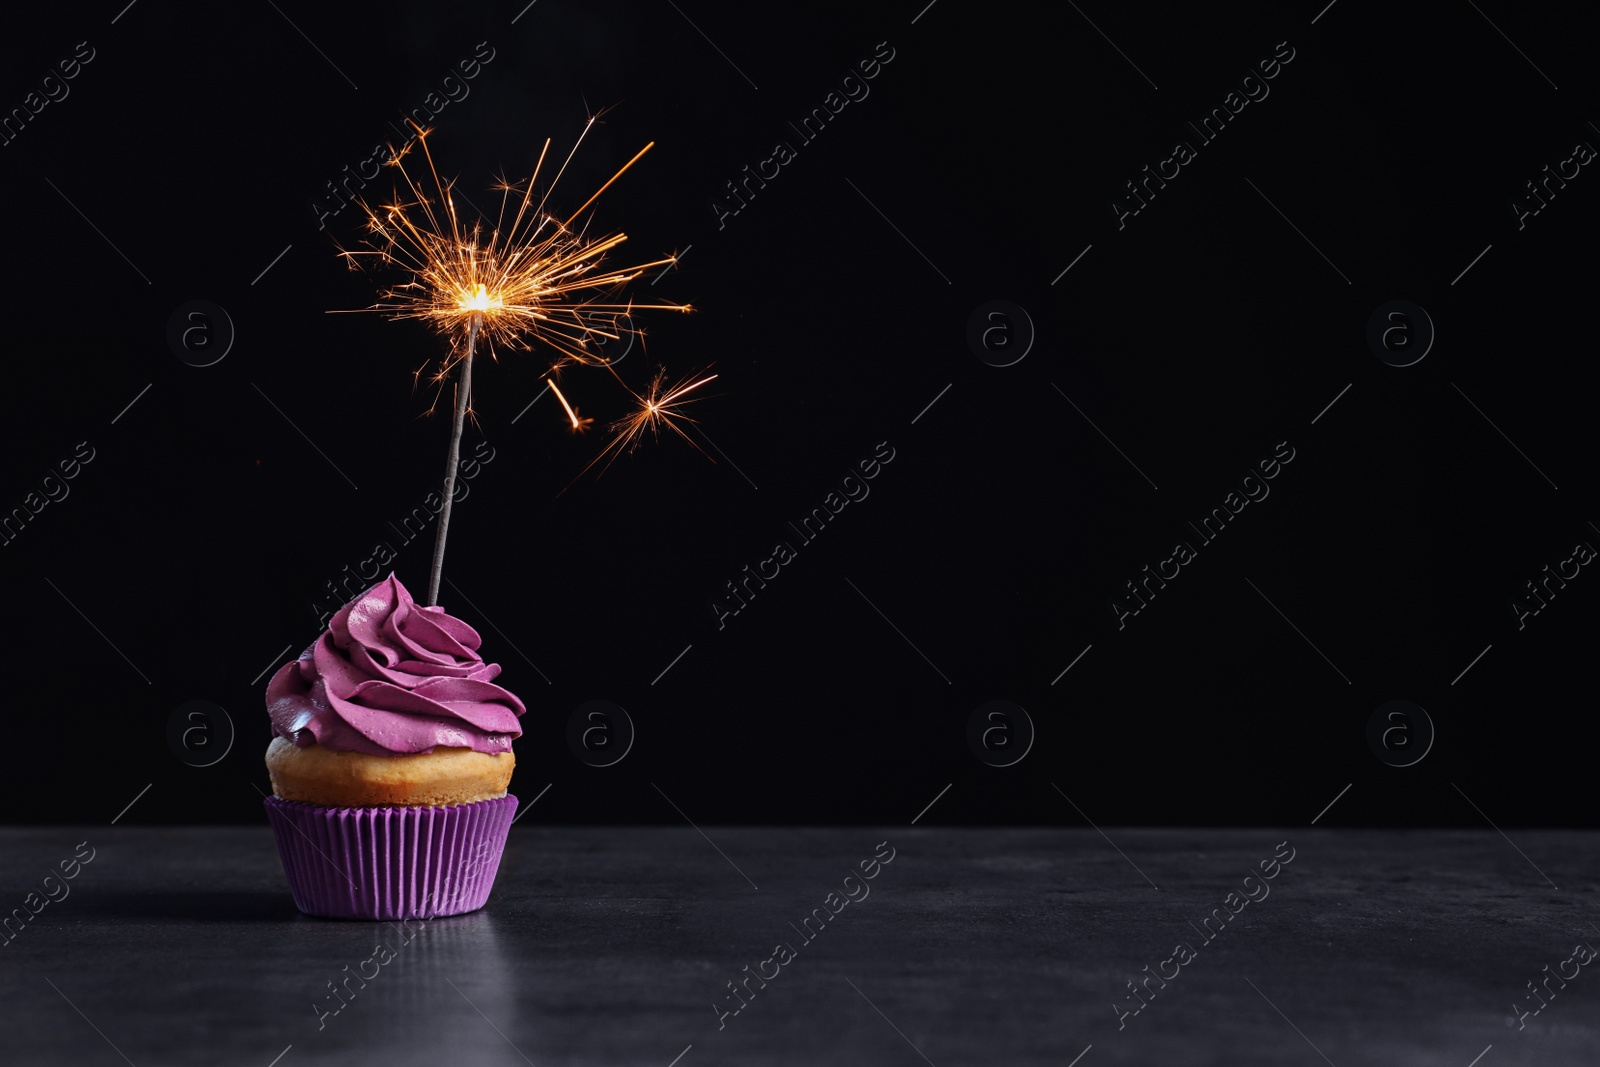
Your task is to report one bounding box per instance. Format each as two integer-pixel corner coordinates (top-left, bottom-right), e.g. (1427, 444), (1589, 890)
(547, 377), (592, 432)
(566, 368), (718, 489)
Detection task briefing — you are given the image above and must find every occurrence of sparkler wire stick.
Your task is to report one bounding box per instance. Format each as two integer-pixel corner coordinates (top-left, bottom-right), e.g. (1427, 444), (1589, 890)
(426, 313), (478, 606)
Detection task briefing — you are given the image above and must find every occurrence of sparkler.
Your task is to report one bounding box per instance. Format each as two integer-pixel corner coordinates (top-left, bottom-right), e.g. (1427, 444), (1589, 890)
(334, 117), (696, 606)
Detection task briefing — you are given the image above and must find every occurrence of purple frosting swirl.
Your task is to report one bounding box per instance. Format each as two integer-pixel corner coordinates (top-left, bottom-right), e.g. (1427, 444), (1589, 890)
(267, 573), (525, 756)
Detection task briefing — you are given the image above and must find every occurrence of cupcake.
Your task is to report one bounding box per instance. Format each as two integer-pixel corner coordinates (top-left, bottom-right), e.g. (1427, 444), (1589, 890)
(262, 572), (525, 920)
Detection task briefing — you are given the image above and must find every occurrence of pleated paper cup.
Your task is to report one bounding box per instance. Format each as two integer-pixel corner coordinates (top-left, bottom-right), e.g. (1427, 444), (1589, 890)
(263, 794), (518, 920)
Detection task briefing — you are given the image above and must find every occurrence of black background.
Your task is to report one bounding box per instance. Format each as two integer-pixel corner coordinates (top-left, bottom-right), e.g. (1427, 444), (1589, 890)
(1, 0), (1593, 826)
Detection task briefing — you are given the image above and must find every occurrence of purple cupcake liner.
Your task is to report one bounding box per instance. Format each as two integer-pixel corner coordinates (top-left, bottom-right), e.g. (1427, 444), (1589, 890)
(263, 793), (518, 920)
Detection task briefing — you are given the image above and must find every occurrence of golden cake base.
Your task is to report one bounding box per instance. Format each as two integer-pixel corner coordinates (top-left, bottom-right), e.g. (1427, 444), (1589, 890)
(265, 737), (514, 808)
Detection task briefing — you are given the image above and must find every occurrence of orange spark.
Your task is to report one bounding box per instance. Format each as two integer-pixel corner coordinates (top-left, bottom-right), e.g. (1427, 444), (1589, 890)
(546, 377), (591, 432)
(565, 368), (718, 490)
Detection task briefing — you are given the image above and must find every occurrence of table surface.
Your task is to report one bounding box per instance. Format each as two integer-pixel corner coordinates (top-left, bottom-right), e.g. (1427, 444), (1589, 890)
(2, 826), (1596, 1066)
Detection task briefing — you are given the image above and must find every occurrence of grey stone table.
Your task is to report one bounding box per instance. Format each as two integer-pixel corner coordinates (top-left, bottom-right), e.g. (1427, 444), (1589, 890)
(2, 827), (1597, 1066)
